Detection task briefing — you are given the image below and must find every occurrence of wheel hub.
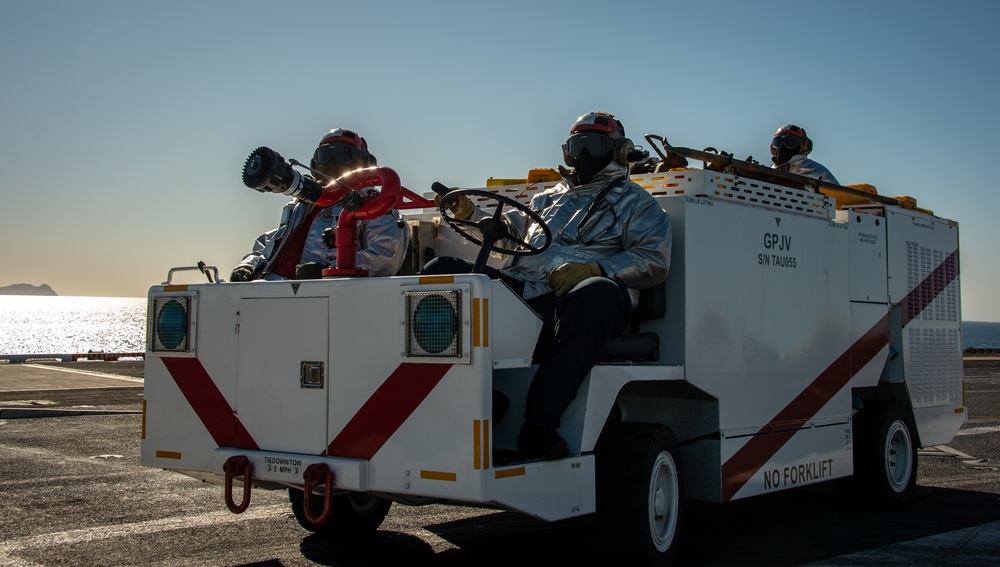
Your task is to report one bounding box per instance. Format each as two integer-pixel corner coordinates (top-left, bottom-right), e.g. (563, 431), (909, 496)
(884, 420), (913, 492)
(653, 486), (665, 519)
(648, 452), (679, 551)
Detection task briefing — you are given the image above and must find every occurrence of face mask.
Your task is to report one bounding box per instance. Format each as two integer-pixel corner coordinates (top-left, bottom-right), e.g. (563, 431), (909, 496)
(574, 150), (613, 184)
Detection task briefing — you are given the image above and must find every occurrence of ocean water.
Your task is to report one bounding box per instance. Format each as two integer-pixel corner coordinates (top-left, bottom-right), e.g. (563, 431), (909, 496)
(963, 321), (1000, 350)
(0, 295), (998, 355)
(0, 296), (146, 355)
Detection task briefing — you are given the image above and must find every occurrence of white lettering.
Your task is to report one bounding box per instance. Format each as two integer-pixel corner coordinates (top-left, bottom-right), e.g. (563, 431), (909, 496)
(263, 456), (302, 467)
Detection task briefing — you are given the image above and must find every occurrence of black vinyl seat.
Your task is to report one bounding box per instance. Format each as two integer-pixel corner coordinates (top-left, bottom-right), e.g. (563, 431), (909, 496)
(600, 282), (666, 363)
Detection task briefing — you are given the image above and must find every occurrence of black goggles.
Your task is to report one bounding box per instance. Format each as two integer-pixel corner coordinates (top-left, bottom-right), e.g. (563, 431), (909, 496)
(313, 144), (366, 166)
(565, 133), (615, 158)
(771, 134), (802, 151)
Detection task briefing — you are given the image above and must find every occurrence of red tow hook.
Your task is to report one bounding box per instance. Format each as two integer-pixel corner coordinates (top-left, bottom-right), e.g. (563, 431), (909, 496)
(223, 455), (253, 513)
(302, 463), (335, 525)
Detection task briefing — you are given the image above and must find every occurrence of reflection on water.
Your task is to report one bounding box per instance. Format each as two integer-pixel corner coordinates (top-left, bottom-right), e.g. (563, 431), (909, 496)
(0, 295), (997, 356)
(0, 295), (146, 355)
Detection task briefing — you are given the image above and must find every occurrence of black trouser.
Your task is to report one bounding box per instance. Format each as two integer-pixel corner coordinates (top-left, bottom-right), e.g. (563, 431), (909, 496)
(422, 257), (630, 428)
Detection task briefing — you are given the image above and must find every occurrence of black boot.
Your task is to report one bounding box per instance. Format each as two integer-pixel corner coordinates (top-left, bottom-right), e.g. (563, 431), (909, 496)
(517, 420), (570, 459)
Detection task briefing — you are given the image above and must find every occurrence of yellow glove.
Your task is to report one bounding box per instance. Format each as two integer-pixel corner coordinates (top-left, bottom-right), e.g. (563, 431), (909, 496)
(434, 191), (475, 220)
(548, 261), (603, 297)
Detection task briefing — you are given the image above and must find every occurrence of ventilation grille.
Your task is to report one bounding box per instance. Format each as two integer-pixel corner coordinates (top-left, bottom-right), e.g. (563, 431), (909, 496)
(906, 243), (960, 323)
(907, 327), (963, 407)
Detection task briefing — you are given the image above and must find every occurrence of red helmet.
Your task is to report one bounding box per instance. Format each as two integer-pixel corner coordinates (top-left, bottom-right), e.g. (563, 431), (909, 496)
(569, 111), (625, 138)
(318, 128), (368, 150)
(312, 128), (375, 172)
(564, 111), (633, 167)
(771, 124), (812, 157)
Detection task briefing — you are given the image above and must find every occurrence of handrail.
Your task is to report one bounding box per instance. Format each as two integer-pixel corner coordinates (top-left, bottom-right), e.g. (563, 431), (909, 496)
(165, 262), (221, 285)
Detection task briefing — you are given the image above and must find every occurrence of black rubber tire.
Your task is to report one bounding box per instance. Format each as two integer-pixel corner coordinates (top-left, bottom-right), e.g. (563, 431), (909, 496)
(590, 422), (684, 566)
(840, 402), (918, 509)
(287, 488), (392, 536)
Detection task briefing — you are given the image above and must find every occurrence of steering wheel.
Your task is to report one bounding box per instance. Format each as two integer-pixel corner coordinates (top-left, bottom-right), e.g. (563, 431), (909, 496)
(438, 188), (551, 254)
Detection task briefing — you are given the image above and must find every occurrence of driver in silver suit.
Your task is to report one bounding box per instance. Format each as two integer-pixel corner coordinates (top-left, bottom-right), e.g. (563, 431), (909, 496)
(425, 112), (671, 459)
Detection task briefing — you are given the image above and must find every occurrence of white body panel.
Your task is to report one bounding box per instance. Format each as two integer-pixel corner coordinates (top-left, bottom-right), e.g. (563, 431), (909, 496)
(142, 168), (965, 519)
(884, 208), (964, 445)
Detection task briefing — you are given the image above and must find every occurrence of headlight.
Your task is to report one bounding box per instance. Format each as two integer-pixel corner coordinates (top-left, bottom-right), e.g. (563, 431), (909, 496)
(404, 290), (462, 358)
(148, 294), (196, 353)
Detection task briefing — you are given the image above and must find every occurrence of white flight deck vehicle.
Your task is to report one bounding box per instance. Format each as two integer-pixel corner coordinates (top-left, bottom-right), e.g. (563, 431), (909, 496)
(141, 137), (965, 565)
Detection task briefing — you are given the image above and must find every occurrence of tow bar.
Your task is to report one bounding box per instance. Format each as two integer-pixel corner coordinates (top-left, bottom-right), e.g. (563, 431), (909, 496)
(302, 463), (335, 525)
(223, 455), (253, 513)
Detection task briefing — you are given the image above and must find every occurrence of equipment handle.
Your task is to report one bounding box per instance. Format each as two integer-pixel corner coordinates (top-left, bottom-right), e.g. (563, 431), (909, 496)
(165, 264), (221, 285)
(644, 134), (903, 207)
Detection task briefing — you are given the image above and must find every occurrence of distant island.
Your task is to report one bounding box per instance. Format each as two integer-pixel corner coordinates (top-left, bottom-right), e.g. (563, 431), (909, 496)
(0, 283), (58, 296)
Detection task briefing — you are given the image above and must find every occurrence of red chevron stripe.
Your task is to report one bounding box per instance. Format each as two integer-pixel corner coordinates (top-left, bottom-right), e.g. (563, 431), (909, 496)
(325, 363), (452, 460)
(161, 357), (259, 450)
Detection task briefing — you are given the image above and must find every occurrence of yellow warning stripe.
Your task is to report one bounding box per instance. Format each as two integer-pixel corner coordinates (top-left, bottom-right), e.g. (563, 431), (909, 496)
(495, 467), (525, 479)
(473, 298), (481, 347)
(418, 275), (454, 285)
(474, 420), (481, 469)
(482, 298), (489, 347)
(156, 450), (182, 460)
(473, 419), (491, 470)
(471, 298), (490, 348)
(420, 470), (457, 482)
(483, 419), (490, 469)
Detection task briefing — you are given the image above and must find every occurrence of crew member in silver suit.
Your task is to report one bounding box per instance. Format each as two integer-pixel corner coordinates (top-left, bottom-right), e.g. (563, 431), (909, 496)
(231, 128), (410, 281)
(425, 112), (671, 459)
(770, 123), (839, 186)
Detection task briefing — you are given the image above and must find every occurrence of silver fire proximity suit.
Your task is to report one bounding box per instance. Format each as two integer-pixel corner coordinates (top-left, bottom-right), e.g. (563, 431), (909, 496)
(774, 154), (840, 186)
(473, 160), (671, 309)
(235, 196), (410, 279)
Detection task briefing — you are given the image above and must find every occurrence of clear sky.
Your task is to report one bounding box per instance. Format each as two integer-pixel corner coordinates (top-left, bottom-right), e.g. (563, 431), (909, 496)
(2, 0), (998, 321)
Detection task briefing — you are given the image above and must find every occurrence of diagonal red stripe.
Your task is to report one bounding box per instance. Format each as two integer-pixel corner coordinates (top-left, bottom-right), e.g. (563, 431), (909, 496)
(161, 357), (259, 450)
(325, 363), (452, 460)
(720, 248), (959, 502)
(720, 316), (888, 501)
(901, 249), (959, 326)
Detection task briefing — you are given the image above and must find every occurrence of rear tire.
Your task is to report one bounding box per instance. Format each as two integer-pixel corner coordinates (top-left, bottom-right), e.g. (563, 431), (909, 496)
(841, 402), (917, 509)
(288, 488), (392, 536)
(591, 422), (684, 566)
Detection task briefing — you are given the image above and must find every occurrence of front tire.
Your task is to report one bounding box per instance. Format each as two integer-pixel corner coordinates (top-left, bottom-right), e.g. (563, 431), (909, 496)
(841, 402), (918, 509)
(288, 488), (392, 536)
(591, 422), (684, 566)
